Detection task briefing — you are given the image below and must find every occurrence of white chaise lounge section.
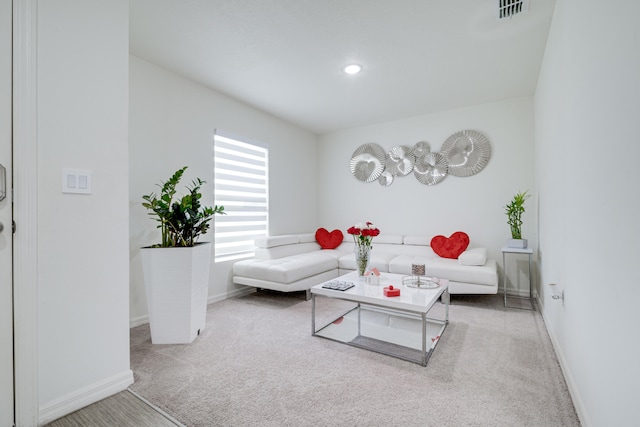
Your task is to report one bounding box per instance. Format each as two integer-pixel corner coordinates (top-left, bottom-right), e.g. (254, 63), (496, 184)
(232, 233), (342, 294)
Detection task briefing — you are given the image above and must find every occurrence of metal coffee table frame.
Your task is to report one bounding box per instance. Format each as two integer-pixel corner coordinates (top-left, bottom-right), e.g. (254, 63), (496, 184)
(311, 274), (449, 367)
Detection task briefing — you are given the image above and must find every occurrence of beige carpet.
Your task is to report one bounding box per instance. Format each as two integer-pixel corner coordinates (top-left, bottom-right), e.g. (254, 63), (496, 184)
(130, 291), (580, 427)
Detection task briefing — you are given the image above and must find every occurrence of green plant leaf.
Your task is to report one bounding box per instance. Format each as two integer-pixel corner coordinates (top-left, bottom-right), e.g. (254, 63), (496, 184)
(141, 166), (226, 247)
(505, 190), (529, 239)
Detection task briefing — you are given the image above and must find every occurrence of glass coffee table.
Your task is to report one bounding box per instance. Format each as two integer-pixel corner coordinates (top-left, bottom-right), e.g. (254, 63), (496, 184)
(311, 271), (449, 367)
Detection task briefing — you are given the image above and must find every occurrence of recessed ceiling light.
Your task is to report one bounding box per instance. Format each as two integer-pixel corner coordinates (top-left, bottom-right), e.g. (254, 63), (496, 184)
(343, 64), (362, 75)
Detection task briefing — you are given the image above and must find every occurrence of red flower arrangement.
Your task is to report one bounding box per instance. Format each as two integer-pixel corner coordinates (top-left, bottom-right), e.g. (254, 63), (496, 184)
(347, 221), (381, 249)
(348, 222), (380, 276)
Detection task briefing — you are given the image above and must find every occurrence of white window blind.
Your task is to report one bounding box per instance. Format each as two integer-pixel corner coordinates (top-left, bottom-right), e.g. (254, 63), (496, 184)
(214, 132), (269, 262)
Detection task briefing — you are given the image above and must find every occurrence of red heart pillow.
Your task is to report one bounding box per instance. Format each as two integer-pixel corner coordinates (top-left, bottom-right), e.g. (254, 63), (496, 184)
(315, 228), (344, 249)
(431, 232), (470, 259)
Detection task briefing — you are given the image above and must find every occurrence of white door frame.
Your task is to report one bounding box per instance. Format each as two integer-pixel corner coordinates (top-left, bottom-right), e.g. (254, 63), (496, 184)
(0, 0), (13, 424)
(13, 0), (39, 425)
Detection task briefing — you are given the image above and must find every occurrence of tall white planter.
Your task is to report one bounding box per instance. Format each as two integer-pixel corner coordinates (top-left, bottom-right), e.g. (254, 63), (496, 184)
(141, 242), (211, 344)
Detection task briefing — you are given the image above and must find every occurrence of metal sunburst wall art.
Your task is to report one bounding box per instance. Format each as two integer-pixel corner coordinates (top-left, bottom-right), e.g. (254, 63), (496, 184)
(349, 130), (491, 187)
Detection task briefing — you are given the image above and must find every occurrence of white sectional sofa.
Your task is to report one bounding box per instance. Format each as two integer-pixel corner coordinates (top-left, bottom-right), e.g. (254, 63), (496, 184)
(232, 232), (498, 298)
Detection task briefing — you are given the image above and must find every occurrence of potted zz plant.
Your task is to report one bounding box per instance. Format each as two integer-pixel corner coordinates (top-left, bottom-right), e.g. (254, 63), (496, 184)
(140, 166), (225, 344)
(504, 190), (529, 248)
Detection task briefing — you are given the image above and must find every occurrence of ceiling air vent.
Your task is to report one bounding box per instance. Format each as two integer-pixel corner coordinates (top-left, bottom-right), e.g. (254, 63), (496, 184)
(498, 0), (529, 19)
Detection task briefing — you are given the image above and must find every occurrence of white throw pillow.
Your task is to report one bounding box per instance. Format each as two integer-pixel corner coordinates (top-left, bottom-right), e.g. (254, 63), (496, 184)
(458, 248), (487, 266)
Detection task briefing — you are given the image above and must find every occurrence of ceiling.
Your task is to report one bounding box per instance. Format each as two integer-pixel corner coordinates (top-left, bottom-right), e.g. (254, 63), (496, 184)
(129, 0), (556, 135)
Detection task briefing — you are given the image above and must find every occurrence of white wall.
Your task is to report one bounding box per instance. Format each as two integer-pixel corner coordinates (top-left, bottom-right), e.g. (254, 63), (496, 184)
(318, 97), (536, 286)
(37, 0), (132, 422)
(129, 56), (319, 324)
(535, 0), (640, 425)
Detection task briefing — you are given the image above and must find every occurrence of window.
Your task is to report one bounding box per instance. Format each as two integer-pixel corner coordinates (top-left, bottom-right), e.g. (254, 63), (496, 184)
(213, 132), (269, 262)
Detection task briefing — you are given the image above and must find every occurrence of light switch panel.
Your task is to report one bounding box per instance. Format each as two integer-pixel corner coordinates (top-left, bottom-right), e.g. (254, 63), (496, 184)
(62, 169), (92, 194)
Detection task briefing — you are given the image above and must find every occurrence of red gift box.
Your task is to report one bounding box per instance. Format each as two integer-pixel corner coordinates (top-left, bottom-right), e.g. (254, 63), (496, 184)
(383, 285), (400, 297)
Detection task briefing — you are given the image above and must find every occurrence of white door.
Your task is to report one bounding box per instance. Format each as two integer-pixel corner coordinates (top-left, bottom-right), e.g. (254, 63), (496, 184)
(0, 0), (14, 425)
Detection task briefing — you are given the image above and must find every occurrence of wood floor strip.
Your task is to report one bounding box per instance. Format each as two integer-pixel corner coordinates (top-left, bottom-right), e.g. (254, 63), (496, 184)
(44, 389), (183, 427)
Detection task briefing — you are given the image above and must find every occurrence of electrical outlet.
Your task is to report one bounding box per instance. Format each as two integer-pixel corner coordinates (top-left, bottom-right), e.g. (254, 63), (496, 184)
(551, 288), (565, 307)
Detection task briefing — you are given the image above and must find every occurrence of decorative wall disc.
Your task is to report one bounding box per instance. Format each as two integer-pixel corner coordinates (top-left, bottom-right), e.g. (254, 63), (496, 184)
(440, 130), (491, 177)
(385, 145), (415, 176)
(378, 170), (394, 186)
(350, 143), (386, 182)
(411, 141), (431, 158)
(414, 152), (448, 186)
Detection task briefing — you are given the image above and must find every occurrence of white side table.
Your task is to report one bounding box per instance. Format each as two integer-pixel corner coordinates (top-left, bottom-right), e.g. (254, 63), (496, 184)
(501, 246), (534, 310)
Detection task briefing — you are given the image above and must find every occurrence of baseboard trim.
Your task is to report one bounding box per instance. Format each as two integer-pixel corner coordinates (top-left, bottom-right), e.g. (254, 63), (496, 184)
(208, 286), (256, 305)
(537, 296), (590, 427)
(504, 289), (537, 298)
(129, 314), (150, 328)
(39, 370), (134, 425)
(129, 287), (256, 328)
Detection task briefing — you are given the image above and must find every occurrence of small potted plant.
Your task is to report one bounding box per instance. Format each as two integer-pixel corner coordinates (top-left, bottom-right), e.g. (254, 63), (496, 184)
(140, 166), (225, 344)
(504, 190), (529, 248)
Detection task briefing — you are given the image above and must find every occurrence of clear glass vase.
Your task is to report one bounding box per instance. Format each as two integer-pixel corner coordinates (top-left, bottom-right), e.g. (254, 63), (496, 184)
(355, 245), (371, 276)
